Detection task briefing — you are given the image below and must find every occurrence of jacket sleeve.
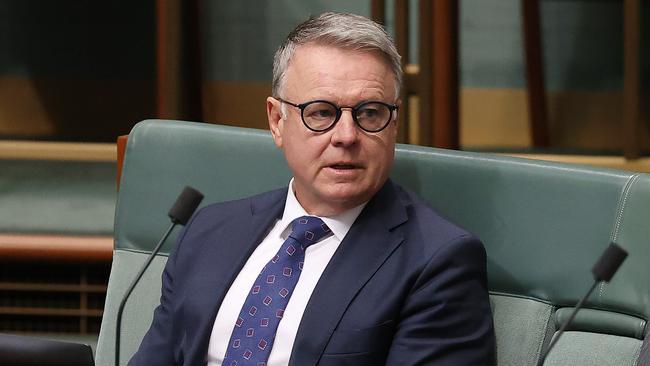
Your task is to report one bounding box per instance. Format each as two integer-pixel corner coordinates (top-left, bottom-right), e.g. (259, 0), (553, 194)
(385, 235), (496, 365)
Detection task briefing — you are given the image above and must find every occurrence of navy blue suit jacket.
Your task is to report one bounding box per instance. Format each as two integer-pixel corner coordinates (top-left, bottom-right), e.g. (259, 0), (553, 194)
(130, 180), (495, 365)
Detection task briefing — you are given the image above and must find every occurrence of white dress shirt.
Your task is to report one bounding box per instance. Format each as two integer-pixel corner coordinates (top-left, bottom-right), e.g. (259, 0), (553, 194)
(207, 179), (365, 365)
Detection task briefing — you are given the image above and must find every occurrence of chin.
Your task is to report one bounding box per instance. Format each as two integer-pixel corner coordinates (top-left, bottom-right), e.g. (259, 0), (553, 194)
(322, 187), (372, 207)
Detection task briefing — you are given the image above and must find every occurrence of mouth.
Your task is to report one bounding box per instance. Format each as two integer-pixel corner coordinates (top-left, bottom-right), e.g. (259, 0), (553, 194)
(324, 163), (364, 178)
(329, 163), (359, 170)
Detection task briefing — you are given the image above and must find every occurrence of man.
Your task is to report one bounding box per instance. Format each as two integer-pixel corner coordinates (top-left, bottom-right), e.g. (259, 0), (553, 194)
(130, 12), (495, 365)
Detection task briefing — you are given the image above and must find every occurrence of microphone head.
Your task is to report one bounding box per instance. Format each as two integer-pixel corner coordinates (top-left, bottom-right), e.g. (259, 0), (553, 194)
(592, 242), (628, 282)
(168, 186), (204, 225)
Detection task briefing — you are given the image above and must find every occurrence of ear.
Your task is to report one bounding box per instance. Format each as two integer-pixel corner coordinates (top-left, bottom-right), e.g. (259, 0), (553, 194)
(394, 98), (402, 126)
(389, 98), (402, 134)
(267, 97), (284, 148)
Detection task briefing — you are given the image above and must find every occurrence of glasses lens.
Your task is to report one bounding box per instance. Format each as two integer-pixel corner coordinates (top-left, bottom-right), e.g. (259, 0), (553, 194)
(302, 102), (337, 131)
(355, 102), (391, 131)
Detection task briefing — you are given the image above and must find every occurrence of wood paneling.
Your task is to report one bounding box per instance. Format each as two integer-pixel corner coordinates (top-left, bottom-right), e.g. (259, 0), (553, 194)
(462, 88), (650, 152)
(0, 235), (112, 262)
(623, 0), (641, 159)
(522, 0), (550, 147)
(0, 76), (154, 142)
(503, 153), (650, 174)
(202, 81), (271, 130)
(0, 140), (115, 161)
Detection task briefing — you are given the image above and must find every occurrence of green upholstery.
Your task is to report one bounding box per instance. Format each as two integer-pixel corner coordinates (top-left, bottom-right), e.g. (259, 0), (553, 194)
(543, 332), (642, 366)
(96, 120), (650, 365)
(0, 160), (116, 235)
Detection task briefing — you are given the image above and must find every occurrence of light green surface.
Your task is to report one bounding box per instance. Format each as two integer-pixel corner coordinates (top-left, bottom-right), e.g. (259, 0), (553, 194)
(490, 295), (553, 366)
(0, 160), (116, 235)
(544, 331), (642, 366)
(554, 307), (647, 340)
(96, 250), (167, 366)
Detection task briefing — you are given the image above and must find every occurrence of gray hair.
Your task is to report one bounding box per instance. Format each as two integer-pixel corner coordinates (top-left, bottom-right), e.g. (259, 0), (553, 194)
(272, 12), (402, 99)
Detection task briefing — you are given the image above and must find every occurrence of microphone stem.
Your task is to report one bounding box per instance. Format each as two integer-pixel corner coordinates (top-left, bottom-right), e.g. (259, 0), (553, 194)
(115, 222), (176, 366)
(537, 280), (600, 366)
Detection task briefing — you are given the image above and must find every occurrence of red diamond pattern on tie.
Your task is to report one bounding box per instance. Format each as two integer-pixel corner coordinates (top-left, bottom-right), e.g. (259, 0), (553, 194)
(222, 216), (332, 365)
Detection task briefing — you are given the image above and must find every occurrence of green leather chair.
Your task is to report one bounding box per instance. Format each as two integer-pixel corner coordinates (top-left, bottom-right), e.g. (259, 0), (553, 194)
(96, 120), (650, 365)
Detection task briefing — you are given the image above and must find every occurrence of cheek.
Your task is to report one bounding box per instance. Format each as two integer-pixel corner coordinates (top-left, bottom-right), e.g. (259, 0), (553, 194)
(284, 138), (323, 175)
(369, 141), (395, 178)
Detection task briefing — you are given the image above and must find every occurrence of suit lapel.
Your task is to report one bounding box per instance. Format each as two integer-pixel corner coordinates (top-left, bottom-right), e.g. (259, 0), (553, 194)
(290, 180), (408, 365)
(184, 189), (287, 365)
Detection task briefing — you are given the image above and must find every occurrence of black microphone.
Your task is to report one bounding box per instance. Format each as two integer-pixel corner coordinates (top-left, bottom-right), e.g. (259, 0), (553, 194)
(168, 187), (205, 225)
(115, 186), (204, 366)
(537, 242), (628, 366)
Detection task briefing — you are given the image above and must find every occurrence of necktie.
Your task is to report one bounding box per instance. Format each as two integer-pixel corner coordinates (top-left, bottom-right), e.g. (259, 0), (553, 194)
(222, 216), (332, 366)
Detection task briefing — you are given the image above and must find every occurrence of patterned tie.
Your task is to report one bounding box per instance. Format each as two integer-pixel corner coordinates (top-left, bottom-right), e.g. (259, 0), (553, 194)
(222, 216), (332, 366)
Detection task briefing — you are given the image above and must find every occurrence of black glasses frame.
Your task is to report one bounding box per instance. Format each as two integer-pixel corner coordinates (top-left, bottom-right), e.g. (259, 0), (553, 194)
(277, 98), (398, 133)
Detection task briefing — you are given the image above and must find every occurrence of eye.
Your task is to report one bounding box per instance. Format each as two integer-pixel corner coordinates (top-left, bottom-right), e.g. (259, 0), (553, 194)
(304, 103), (336, 120)
(357, 107), (380, 119)
(311, 108), (335, 119)
(356, 103), (388, 120)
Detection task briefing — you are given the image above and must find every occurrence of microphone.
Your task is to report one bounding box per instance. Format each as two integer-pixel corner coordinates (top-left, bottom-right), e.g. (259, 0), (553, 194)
(537, 242), (628, 366)
(115, 186), (204, 366)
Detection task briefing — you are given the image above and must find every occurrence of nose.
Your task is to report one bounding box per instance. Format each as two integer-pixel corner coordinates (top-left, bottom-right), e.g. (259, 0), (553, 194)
(330, 108), (359, 147)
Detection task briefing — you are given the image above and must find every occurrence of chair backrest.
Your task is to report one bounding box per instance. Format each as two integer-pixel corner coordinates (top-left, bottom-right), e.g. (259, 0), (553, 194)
(96, 120), (650, 366)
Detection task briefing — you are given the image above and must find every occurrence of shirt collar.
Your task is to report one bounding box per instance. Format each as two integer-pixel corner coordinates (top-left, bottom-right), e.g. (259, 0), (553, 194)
(279, 178), (366, 241)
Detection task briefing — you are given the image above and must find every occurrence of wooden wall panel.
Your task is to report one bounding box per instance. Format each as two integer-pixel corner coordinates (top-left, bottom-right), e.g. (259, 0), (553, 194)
(0, 77), (154, 142)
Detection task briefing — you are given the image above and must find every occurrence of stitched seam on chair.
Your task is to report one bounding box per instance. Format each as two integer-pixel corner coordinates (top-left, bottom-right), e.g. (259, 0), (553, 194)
(536, 305), (555, 364)
(601, 174), (640, 304)
(611, 174), (640, 243)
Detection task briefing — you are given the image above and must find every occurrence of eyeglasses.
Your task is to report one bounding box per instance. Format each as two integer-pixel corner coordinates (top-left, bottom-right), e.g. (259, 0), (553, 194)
(277, 98), (398, 133)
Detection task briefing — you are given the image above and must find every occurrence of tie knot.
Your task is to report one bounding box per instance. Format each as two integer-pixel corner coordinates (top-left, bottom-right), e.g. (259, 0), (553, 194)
(289, 216), (332, 248)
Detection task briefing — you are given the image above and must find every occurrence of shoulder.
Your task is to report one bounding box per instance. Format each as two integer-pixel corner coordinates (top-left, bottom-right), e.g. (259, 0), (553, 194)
(174, 187), (286, 246)
(380, 182), (487, 284)
(393, 183), (483, 253)
(190, 187), (286, 224)
(380, 183), (494, 364)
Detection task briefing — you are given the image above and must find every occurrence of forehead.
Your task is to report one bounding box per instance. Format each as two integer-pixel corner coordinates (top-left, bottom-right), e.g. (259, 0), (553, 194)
(283, 43), (397, 102)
